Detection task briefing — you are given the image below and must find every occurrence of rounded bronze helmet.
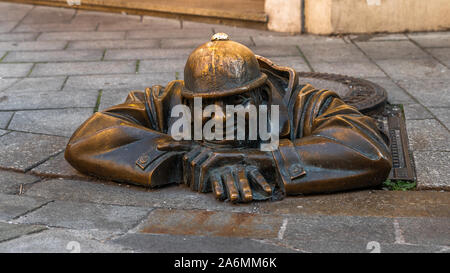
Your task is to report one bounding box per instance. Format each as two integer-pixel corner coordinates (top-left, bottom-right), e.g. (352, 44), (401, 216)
(182, 33), (267, 99)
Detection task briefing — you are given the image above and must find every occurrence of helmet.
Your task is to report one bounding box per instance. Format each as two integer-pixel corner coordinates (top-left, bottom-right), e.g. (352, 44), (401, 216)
(182, 33), (267, 99)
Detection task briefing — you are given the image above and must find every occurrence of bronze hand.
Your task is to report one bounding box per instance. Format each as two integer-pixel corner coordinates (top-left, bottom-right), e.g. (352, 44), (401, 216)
(210, 165), (272, 203)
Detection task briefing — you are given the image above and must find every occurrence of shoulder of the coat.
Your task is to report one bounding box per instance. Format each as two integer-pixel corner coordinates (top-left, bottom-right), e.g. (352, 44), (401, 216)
(125, 90), (146, 103)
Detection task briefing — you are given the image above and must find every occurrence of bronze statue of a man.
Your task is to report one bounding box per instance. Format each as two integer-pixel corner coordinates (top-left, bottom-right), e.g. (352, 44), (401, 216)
(65, 33), (392, 203)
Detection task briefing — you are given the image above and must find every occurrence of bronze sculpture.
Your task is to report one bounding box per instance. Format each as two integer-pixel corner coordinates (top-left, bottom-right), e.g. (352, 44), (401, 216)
(65, 33), (392, 203)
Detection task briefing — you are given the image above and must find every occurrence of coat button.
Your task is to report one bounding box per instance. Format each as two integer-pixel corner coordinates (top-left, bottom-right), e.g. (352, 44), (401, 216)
(289, 163), (305, 178)
(139, 155), (149, 164)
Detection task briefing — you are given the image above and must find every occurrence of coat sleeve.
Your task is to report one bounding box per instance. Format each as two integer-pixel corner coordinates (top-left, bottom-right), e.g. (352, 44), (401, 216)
(64, 90), (183, 187)
(272, 84), (392, 195)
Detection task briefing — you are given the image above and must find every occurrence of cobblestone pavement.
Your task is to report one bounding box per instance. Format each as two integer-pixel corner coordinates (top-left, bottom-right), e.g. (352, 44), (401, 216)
(0, 3), (449, 253)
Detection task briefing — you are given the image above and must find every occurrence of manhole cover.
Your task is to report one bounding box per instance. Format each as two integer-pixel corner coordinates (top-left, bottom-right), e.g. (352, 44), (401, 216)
(298, 72), (387, 115)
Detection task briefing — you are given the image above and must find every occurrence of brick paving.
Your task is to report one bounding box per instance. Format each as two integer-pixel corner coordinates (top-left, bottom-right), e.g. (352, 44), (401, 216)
(0, 2), (449, 253)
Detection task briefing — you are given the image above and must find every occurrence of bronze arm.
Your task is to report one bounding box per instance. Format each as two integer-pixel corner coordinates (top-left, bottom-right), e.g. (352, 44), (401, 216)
(272, 84), (393, 195)
(65, 90), (183, 187)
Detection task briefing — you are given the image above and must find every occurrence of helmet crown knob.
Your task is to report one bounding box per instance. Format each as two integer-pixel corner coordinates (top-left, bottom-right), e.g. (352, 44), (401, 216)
(211, 33), (229, 41)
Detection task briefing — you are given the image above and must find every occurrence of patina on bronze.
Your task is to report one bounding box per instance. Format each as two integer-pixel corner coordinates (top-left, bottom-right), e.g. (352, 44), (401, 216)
(65, 33), (393, 203)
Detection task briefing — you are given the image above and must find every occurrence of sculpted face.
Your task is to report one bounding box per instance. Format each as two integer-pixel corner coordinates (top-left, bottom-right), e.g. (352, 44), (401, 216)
(184, 86), (270, 146)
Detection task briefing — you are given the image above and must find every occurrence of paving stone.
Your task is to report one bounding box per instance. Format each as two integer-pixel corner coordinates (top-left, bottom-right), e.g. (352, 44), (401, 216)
(137, 209), (283, 239)
(376, 58), (450, 80)
(30, 152), (89, 180)
(277, 237), (445, 253)
(0, 90), (98, 110)
(139, 59), (185, 73)
(395, 78), (450, 107)
(38, 31), (126, 41)
(412, 37), (450, 49)
(98, 89), (133, 111)
(67, 39), (159, 50)
(408, 32), (450, 48)
(0, 170), (40, 194)
(104, 48), (192, 60)
(414, 151), (450, 190)
(0, 2), (33, 22)
(429, 107), (450, 129)
(0, 41), (67, 51)
(0, 63), (33, 77)
(0, 21), (17, 33)
(406, 119), (450, 151)
(311, 61), (385, 78)
(21, 6), (76, 24)
(357, 41), (429, 60)
(380, 244), (448, 253)
(395, 217), (450, 246)
(250, 46), (301, 57)
(408, 32), (450, 39)
(403, 104), (433, 120)
(25, 179), (259, 213)
(364, 77), (414, 104)
(14, 200), (150, 232)
(299, 43), (369, 63)
(13, 22), (97, 33)
(0, 193), (49, 221)
(428, 48), (450, 67)
(212, 25), (273, 38)
(3, 76), (66, 92)
(3, 50), (103, 62)
(0, 112), (13, 129)
(9, 108), (94, 137)
(0, 78), (19, 91)
(0, 228), (132, 253)
(98, 20), (179, 31)
(71, 10), (141, 25)
(0, 49), (7, 58)
(252, 35), (345, 47)
(0, 222), (46, 243)
(0, 131), (68, 171)
(143, 15), (181, 27)
(127, 29), (213, 39)
(31, 61), (137, 77)
(161, 37), (253, 48)
(64, 73), (176, 90)
(212, 25), (286, 38)
(283, 215), (395, 247)
(0, 33), (38, 42)
(257, 190), (450, 218)
(349, 33), (408, 42)
(265, 56), (310, 72)
(112, 233), (293, 253)
(0, 129), (8, 136)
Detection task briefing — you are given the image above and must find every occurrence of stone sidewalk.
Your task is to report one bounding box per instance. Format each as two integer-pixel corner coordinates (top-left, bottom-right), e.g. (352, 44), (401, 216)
(0, 2), (449, 253)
